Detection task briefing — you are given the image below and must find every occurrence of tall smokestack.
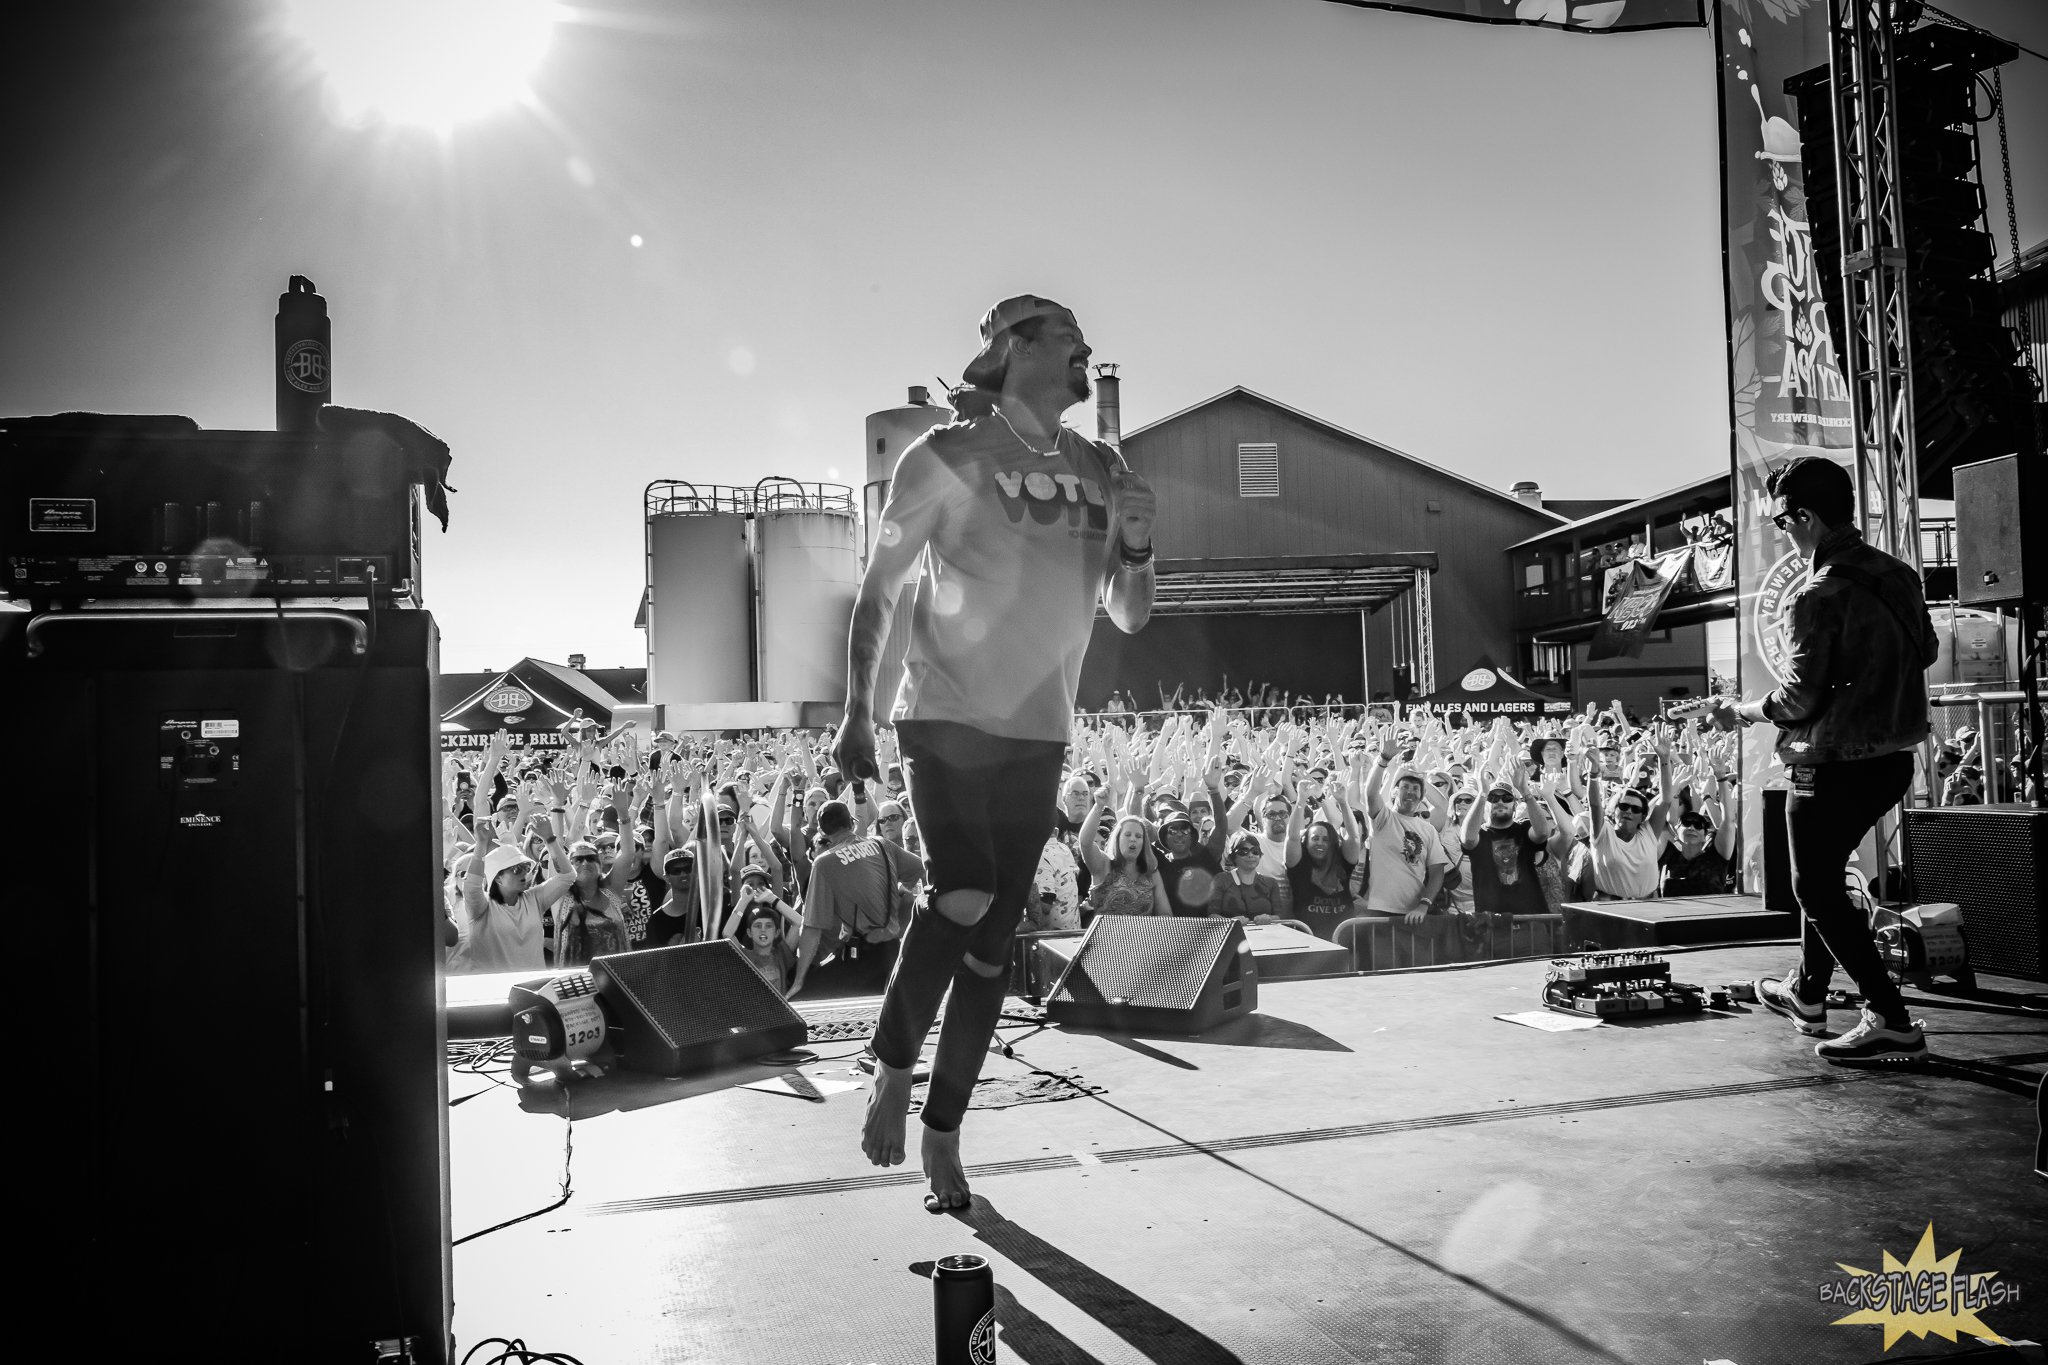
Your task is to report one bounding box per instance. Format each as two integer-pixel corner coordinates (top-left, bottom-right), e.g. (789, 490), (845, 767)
(1093, 364), (1121, 450)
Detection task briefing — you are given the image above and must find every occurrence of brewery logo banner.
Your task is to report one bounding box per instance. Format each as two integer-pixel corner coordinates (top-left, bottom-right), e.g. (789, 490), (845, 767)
(1327, 0), (1703, 32)
(1716, 0), (1854, 893)
(1588, 552), (1687, 661)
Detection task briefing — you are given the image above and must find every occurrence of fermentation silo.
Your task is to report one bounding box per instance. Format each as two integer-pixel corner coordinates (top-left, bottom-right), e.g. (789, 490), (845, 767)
(862, 385), (951, 564)
(753, 478), (860, 704)
(644, 482), (754, 712)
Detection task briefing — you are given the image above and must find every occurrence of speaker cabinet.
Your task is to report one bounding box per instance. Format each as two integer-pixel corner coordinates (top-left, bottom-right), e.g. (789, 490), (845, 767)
(1956, 454), (2043, 607)
(12, 607), (451, 1363)
(591, 941), (808, 1075)
(1904, 804), (2048, 982)
(1044, 917), (1257, 1033)
(1762, 787), (1794, 913)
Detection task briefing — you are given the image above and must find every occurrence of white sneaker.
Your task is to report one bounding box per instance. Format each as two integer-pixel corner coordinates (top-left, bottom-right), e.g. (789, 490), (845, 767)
(1755, 975), (1827, 1036)
(1814, 1009), (1926, 1065)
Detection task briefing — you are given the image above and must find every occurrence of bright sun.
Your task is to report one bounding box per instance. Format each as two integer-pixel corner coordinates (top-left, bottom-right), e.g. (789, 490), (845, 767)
(283, 0), (559, 131)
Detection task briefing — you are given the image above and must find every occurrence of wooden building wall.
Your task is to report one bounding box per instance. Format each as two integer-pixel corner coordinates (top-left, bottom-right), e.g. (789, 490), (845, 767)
(1115, 391), (1559, 699)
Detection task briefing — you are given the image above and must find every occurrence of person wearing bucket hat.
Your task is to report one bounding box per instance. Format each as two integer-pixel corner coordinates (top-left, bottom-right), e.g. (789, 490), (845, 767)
(831, 293), (1158, 1213)
(458, 833), (576, 973)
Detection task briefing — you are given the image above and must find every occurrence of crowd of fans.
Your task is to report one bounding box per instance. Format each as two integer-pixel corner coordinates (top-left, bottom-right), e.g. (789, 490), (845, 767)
(439, 697), (1758, 995)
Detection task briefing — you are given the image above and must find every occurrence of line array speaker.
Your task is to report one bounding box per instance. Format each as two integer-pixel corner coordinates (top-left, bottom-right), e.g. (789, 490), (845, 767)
(1788, 23), (2034, 497)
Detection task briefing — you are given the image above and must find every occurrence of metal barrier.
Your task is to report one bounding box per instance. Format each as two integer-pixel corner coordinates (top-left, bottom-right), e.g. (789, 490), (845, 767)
(1927, 688), (2031, 803)
(1334, 914), (1567, 972)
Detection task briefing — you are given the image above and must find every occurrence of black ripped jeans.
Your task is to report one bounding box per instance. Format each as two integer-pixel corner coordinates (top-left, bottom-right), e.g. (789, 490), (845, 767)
(1785, 750), (1914, 1028)
(871, 720), (1067, 1132)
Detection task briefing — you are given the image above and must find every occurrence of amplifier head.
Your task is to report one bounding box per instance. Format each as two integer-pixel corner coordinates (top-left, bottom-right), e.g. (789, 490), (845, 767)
(3, 416), (422, 606)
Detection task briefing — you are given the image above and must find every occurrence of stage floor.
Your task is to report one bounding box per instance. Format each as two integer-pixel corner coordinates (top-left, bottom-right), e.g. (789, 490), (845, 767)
(449, 945), (2047, 1364)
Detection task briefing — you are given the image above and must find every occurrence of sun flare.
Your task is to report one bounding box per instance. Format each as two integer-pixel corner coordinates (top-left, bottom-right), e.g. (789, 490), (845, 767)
(282, 0), (559, 132)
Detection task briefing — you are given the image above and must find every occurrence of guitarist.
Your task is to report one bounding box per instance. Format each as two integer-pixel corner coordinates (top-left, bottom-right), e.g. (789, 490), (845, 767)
(1703, 457), (1939, 1065)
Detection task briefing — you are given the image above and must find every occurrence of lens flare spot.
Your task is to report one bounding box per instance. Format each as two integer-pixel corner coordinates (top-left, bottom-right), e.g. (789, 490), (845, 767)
(1440, 1182), (1544, 1275)
(629, 233), (644, 248)
(566, 155), (595, 187)
(877, 520), (903, 548)
(962, 618), (987, 643)
(932, 580), (964, 616)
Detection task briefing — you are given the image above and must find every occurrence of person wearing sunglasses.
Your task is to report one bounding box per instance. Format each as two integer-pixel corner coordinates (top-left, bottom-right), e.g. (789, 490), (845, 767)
(550, 840), (631, 967)
(1584, 725), (1671, 902)
(1700, 457), (1939, 1066)
(1459, 766), (1552, 918)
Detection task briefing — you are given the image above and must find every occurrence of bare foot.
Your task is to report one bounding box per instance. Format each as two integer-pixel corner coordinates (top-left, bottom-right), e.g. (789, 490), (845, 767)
(921, 1123), (970, 1212)
(861, 1059), (915, 1167)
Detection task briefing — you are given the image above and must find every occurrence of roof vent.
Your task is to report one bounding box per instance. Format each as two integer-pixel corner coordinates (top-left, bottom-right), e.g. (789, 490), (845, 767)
(1511, 480), (1543, 508)
(568, 654), (586, 670)
(1237, 443), (1279, 498)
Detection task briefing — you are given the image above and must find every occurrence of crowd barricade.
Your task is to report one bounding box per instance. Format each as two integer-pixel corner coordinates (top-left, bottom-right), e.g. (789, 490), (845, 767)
(1334, 913), (1568, 973)
(1080, 704), (1391, 730)
(1926, 687), (2036, 804)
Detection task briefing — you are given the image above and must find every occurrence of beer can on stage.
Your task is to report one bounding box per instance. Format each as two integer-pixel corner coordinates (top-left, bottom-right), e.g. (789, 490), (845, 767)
(932, 1253), (995, 1364)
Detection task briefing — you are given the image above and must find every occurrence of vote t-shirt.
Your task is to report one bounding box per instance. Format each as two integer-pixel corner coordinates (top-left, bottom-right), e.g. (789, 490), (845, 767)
(884, 417), (1124, 742)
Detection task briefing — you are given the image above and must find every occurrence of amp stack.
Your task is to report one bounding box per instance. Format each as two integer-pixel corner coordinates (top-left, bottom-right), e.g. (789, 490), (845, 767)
(3, 324), (456, 1362)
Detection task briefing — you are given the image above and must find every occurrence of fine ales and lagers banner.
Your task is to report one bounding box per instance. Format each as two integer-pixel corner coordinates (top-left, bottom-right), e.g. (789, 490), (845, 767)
(1717, 0), (1856, 890)
(1327, 0), (1702, 33)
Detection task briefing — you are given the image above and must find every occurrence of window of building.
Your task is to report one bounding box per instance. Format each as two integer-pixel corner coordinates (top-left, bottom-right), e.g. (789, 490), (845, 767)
(1236, 442), (1279, 497)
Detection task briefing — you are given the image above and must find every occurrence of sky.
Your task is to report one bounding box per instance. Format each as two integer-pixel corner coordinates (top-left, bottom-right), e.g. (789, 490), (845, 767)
(4, 0), (2042, 674)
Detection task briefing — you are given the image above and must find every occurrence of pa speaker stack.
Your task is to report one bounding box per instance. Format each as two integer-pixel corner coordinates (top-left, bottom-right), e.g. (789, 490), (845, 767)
(1045, 917), (1257, 1033)
(1788, 22), (2035, 497)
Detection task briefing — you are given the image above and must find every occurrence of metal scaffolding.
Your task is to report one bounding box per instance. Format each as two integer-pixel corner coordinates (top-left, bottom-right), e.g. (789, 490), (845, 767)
(1827, 0), (1921, 570)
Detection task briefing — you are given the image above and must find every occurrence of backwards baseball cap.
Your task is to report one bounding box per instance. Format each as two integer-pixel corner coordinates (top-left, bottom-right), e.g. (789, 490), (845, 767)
(961, 295), (1075, 389)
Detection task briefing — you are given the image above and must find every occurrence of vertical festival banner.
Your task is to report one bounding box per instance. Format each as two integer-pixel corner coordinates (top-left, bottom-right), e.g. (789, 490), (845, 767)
(1715, 0), (1855, 890)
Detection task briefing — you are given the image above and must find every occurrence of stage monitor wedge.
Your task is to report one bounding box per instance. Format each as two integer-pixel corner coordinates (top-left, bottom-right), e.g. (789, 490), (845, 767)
(591, 941), (808, 1075)
(1046, 916), (1257, 1034)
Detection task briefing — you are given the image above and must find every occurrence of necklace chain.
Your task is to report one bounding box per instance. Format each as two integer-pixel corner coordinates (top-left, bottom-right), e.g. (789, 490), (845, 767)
(992, 405), (1063, 458)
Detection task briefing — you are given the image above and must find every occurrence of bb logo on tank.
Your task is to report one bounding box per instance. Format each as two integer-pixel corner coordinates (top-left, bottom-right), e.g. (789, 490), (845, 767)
(483, 687), (535, 714)
(1460, 668), (1497, 691)
(283, 339), (329, 393)
(991, 468), (1108, 531)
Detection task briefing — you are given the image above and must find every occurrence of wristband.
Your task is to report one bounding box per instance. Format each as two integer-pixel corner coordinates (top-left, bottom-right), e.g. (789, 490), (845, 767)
(1118, 538), (1155, 568)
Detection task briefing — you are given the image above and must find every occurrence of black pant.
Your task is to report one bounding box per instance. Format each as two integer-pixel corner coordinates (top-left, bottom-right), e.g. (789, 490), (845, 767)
(872, 720), (1067, 1132)
(1786, 751), (1913, 1027)
(800, 936), (898, 998)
